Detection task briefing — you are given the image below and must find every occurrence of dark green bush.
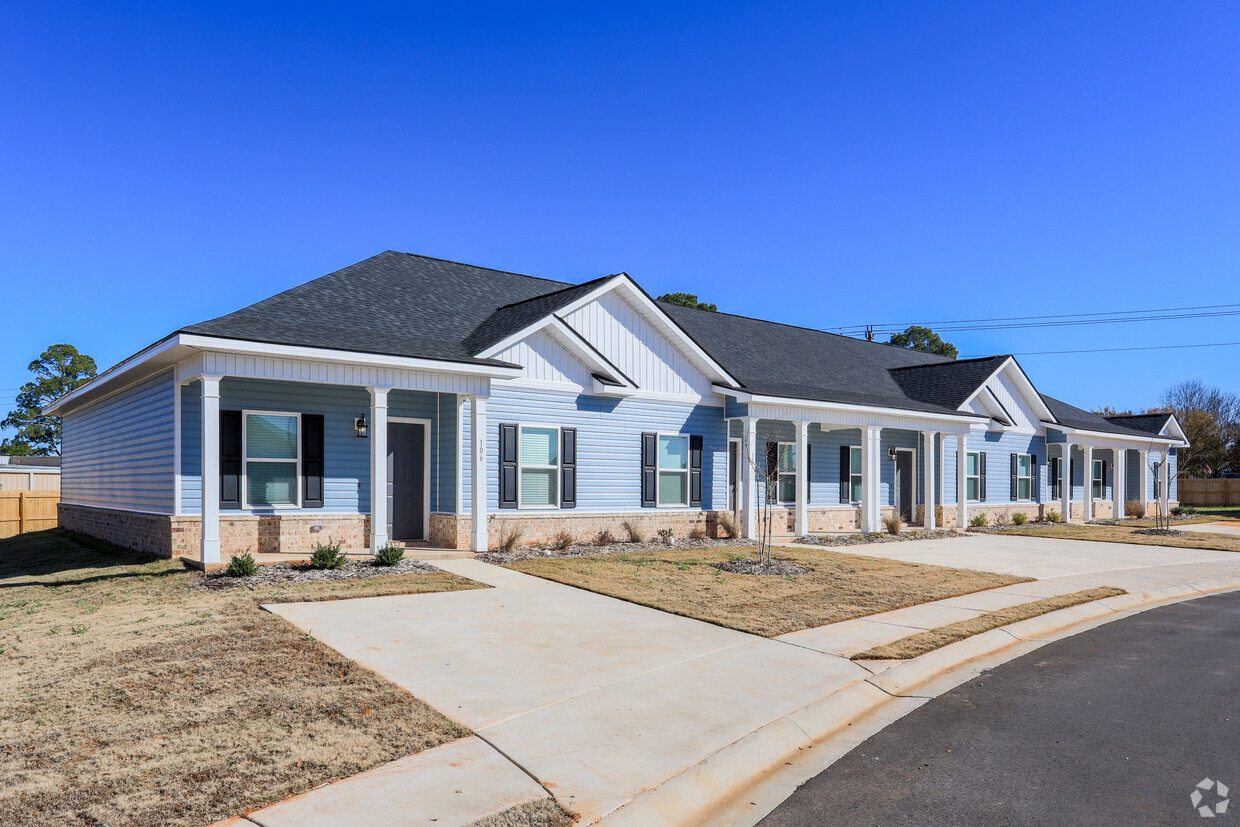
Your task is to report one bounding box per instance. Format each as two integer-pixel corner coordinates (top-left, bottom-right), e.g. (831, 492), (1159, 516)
(1171, 505), (1198, 516)
(375, 545), (405, 567)
(309, 539), (346, 570)
(225, 551), (256, 577)
(1012, 512), (1028, 526)
(969, 514), (989, 528)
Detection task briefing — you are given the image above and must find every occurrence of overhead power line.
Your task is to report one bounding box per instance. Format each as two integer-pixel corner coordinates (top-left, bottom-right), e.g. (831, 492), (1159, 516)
(832, 302), (1240, 336)
(962, 341), (1240, 357)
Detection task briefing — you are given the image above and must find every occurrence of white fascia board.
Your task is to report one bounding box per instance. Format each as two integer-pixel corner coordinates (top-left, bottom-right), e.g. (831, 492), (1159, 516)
(958, 357), (1057, 423)
(1039, 421), (1184, 448)
(718, 385), (987, 427)
(1161, 415), (1189, 444)
(44, 332), (524, 416)
(544, 316), (637, 390)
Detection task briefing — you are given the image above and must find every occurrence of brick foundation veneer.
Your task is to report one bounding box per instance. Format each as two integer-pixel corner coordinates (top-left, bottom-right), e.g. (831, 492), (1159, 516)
(430, 511), (729, 548)
(59, 503), (175, 556)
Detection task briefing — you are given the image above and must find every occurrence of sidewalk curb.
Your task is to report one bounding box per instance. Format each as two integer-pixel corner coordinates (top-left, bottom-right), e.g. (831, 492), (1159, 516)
(599, 580), (1240, 827)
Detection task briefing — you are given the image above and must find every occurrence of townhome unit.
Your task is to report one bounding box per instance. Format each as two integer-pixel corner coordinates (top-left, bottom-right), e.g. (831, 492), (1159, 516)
(47, 252), (1186, 563)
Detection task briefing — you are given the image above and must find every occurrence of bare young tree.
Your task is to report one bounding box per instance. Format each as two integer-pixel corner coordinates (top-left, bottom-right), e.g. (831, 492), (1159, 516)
(1149, 455), (1170, 531)
(738, 420), (794, 565)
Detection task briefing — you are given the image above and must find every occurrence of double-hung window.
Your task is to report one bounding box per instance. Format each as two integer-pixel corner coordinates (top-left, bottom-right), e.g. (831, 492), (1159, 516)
(244, 412), (300, 508)
(966, 452), (982, 502)
(848, 447), (863, 503)
(1015, 454), (1033, 501)
(1049, 456), (1061, 500)
(519, 426), (560, 508)
(770, 442), (796, 504)
(657, 434), (689, 506)
(1092, 459), (1105, 499)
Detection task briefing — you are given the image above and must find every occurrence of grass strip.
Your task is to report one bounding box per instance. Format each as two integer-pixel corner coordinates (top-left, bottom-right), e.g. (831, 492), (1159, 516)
(852, 586), (1126, 660)
(1002, 522), (1240, 554)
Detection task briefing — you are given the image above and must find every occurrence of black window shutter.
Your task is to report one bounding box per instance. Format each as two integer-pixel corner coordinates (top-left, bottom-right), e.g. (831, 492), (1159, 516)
(1103, 460), (1108, 489)
(499, 423), (518, 509)
(1032, 455), (1039, 501)
(220, 410), (242, 509)
(839, 445), (850, 503)
(805, 443), (812, 503)
(302, 414), (325, 508)
(1010, 453), (1018, 501)
(1071, 458), (1077, 497)
(1051, 456), (1060, 500)
(979, 453), (987, 501)
(641, 432), (657, 507)
(560, 428), (577, 508)
(689, 435), (703, 507)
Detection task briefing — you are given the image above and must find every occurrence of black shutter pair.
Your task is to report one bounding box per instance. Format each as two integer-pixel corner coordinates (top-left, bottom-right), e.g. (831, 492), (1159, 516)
(1050, 456), (1060, 500)
(978, 453), (987, 501)
(219, 411), (324, 508)
(641, 433), (701, 507)
(839, 445), (851, 503)
(497, 424), (577, 509)
(1010, 454), (1018, 501)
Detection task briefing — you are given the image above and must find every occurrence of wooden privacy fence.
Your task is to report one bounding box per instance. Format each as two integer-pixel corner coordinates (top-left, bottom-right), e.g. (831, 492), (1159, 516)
(0, 491), (59, 539)
(1178, 478), (1240, 507)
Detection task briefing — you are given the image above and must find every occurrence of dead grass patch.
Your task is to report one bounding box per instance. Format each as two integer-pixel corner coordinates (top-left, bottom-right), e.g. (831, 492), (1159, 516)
(0, 529), (482, 827)
(508, 545), (1029, 637)
(1004, 523), (1240, 553)
(470, 798), (576, 827)
(853, 586), (1126, 660)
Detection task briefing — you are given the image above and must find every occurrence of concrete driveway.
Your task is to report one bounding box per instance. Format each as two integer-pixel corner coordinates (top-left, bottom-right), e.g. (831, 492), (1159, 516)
(264, 534), (1240, 823)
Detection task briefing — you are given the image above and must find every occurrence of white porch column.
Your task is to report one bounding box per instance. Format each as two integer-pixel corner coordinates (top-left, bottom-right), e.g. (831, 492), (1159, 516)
(199, 375), (222, 566)
(1138, 449), (1150, 517)
(742, 417), (758, 540)
(955, 433), (968, 529)
(1060, 443), (1073, 522)
(861, 426), (882, 533)
(1112, 449), (1126, 519)
(1159, 451), (1170, 512)
(470, 396), (488, 551)
(369, 387), (389, 553)
(1082, 445), (1094, 521)
(922, 431), (937, 530)
(794, 420), (809, 537)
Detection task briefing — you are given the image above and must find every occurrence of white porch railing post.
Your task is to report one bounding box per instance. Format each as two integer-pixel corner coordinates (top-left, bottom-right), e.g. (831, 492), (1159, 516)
(1159, 452), (1170, 512)
(861, 426), (882, 533)
(1083, 445), (1094, 521)
(794, 420), (809, 537)
(200, 375), (222, 566)
(1061, 442), (1073, 522)
(470, 396), (488, 552)
(369, 387), (389, 553)
(922, 430), (937, 530)
(956, 433), (969, 529)
(742, 418), (758, 540)
(1113, 449), (1125, 518)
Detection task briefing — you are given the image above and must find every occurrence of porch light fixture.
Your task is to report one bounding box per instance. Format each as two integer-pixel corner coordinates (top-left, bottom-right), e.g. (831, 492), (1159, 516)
(887, 447), (898, 460)
(354, 414), (368, 438)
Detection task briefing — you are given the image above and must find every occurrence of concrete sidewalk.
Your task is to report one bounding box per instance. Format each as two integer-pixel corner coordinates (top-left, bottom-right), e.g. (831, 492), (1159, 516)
(253, 535), (1240, 826)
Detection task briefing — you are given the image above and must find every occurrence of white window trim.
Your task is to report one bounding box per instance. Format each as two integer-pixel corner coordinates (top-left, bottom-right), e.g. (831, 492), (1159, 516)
(656, 432), (690, 508)
(773, 440), (796, 505)
(849, 445), (863, 505)
(517, 423), (561, 510)
(1092, 458), (1105, 500)
(242, 409), (301, 510)
(1015, 453), (1033, 502)
(966, 451), (982, 503)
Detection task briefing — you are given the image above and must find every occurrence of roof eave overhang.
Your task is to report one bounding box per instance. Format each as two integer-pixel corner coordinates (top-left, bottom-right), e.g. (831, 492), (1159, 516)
(44, 333), (525, 416)
(1042, 421), (1187, 448)
(716, 385), (989, 426)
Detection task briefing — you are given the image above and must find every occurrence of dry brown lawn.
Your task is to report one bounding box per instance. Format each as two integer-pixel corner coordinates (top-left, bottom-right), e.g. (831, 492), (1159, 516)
(509, 545), (1029, 637)
(470, 798), (576, 827)
(853, 586), (1126, 660)
(1003, 522), (1240, 553)
(0, 529), (483, 827)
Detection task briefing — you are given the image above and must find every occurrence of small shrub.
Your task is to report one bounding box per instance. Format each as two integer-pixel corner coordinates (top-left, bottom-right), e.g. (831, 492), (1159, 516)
(882, 512), (902, 535)
(689, 526), (706, 541)
(717, 512), (738, 539)
(1012, 512), (1028, 526)
(1125, 500), (1146, 519)
(969, 514), (988, 528)
(657, 528), (675, 545)
(1171, 505), (1198, 516)
(1045, 509), (1062, 523)
(495, 526), (523, 553)
(593, 529), (616, 547)
(309, 539), (346, 570)
(225, 551), (256, 578)
(621, 520), (644, 543)
(375, 545), (405, 567)
(550, 530), (575, 550)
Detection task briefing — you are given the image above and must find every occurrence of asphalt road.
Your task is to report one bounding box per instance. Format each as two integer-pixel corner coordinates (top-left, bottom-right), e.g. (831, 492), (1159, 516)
(760, 590), (1240, 827)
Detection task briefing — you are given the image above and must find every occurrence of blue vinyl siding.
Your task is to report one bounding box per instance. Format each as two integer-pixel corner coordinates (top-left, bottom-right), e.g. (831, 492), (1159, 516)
(61, 369), (176, 513)
(483, 385), (726, 512)
(941, 432), (1049, 505)
(181, 378), (456, 515)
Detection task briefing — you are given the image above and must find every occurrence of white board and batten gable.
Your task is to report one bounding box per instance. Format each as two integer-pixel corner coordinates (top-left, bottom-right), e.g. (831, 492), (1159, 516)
(484, 275), (736, 402)
(960, 358), (1053, 434)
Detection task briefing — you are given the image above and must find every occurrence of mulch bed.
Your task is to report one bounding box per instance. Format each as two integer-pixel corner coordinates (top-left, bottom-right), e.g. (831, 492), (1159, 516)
(710, 559), (812, 576)
(1132, 527), (1188, 537)
(197, 558), (442, 590)
(794, 529), (969, 547)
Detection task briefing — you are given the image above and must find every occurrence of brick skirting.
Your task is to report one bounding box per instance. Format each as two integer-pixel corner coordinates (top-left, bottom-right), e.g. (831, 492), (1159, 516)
(59, 503), (175, 556)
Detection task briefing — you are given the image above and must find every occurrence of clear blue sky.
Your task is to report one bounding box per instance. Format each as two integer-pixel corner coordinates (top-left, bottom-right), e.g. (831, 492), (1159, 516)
(2, 1), (1237, 431)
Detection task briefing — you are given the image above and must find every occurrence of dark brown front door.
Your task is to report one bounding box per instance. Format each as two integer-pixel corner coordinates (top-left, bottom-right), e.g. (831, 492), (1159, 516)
(895, 450), (914, 522)
(387, 422), (426, 541)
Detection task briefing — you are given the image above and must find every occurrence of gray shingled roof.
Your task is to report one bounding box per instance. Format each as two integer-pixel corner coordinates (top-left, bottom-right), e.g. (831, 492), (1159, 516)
(888, 356), (1011, 410)
(463, 275), (616, 354)
(181, 251), (575, 367)
(1105, 412), (1174, 436)
(1040, 395), (1161, 438)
